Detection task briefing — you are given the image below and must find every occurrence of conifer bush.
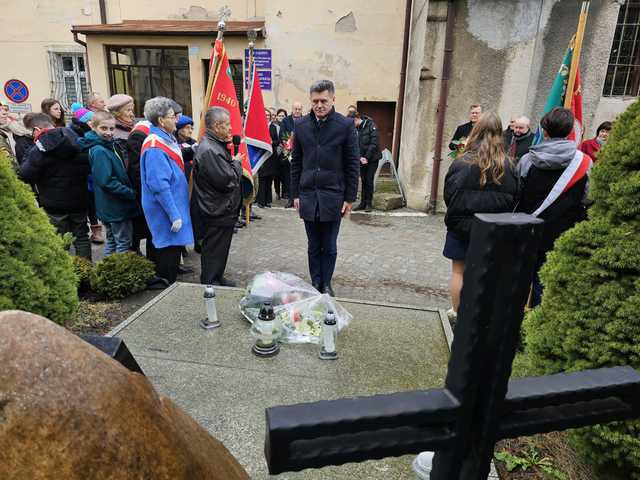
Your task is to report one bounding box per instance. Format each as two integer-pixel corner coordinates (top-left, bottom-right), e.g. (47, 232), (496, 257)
(90, 252), (155, 300)
(72, 256), (94, 292)
(522, 100), (640, 476)
(0, 153), (78, 324)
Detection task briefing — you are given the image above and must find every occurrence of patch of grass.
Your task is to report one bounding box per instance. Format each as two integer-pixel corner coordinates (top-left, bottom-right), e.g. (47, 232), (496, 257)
(67, 299), (119, 334)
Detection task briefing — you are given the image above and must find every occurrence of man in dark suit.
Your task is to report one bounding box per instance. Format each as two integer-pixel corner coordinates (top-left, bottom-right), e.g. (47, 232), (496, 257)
(290, 80), (360, 297)
(448, 104), (482, 153)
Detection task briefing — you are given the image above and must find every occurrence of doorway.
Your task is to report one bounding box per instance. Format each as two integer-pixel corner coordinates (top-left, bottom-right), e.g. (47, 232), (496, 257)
(356, 101), (396, 153)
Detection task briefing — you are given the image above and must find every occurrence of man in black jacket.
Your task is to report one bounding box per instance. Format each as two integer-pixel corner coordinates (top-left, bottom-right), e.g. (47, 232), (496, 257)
(353, 111), (382, 211)
(290, 80), (360, 296)
(191, 106), (242, 286)
(19, 113), (91, 260)
(448, 104), (482, 153)
(507, 116), (534, 163)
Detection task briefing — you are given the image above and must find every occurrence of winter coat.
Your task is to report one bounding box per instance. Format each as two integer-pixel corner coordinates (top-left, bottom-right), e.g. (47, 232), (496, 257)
(257, 123), (278, 178)
(80, 131), (139, 223)
(19, 127), (89, 214)
(517, 139), (589, 255)
(69, 118), (92, 138)
(140, 126), (193, 248)
(126, 121), (152, 199)
(290, 108), (360, 222)
(444, 154), (518, 242)
(191, 131), (242, 228)
(579, 138), (602, 161)
(177, 136), (196, 181)
(449, 121), (474, 151)
(356, 115), (382, 163)
(281, 115), (300, 137)
(507, 130), (534, 163)
(14, 135), (34, 166)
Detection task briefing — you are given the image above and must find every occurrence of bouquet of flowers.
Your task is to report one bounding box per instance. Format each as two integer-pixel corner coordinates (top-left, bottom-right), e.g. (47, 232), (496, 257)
(239, 271), (352, 343)
(281, 133), (294, 162)
(448, 137), (467, 159)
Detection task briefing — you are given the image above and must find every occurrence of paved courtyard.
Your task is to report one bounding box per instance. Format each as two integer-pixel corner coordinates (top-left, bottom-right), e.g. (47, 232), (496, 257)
(92, 207), (451, 310)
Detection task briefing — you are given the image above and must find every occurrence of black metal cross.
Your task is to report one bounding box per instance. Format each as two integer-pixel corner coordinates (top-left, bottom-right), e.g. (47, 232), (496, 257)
(264, 213), (640, 479)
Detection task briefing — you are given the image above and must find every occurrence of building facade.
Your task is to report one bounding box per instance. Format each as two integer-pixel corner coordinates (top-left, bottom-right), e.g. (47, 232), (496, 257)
(1, 0), (636, 211)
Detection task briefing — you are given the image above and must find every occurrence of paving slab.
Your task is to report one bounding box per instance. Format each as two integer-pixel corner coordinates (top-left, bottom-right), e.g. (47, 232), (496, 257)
(112, 283), (451, 479)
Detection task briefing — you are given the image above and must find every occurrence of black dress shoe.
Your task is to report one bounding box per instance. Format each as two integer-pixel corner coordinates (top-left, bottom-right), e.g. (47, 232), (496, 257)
(364, 204), (372, 212)
(312, 282), (323, 292)
(147, 276), (170, 290)
(322, 284), (335, 297)
(177, 266), (193, 275)
(265, 203), (272, 208)
(353, 203), (366, 211)
(235, 220), (246, 228)
(257, 203), (266, 208)
(250, 212), (262, 220)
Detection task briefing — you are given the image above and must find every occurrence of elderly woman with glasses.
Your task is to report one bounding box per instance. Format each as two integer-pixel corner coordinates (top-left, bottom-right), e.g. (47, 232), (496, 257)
(139, 97), (193, 284)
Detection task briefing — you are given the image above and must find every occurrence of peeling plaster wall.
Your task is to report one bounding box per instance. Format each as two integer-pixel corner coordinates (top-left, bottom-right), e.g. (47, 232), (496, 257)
(400, 0), (625, 212)
(262, 1), (406, 113)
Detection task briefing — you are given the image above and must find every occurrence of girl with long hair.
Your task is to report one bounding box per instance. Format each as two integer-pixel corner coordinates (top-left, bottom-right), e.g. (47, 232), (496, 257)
(442, 112), (518, 323)
(41, 98), (65, 128)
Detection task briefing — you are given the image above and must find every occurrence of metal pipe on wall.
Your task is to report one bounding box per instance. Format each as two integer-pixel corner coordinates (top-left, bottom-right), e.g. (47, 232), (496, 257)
(429, 0), (456, 213)
(392, 0), (414, 169)
(99, 0), (107, 24)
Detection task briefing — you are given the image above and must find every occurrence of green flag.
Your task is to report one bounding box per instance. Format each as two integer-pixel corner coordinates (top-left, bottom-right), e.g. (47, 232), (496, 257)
(533, 43), (573, 144)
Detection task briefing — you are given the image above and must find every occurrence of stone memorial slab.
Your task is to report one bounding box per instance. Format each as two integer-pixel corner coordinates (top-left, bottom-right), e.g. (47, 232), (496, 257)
(111, 282), (451, 479)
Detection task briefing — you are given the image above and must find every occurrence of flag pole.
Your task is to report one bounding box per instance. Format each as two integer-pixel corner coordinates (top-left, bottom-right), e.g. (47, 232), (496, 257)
(564, 1), (589, 108)
(199, 8), (231, 140)
(245, 30), (258, 225)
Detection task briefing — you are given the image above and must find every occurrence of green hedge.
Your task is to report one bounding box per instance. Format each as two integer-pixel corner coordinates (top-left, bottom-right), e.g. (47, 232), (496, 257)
(90, 252), (155, 299)
(522, 100), (640, 476)
(72, 256), (94, 292)
(0, 152), (78, 324)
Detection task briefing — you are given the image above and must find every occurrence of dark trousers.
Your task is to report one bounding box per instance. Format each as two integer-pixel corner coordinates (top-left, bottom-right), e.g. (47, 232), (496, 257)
(154, 245), (182, 284)
(360, 161), (378, 206)
(47, 210), (91, 260)
(200, 224), (234, 284)
(280, 161), (291, 198)
(257, 176), (273, 205)
(87, 192), (98, 225)
(304, 219), (341, 288)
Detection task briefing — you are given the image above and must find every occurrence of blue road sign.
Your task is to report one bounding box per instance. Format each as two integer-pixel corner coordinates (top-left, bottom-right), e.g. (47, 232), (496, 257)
(4, 79), (29, 104)
(244, 49), (272, 69)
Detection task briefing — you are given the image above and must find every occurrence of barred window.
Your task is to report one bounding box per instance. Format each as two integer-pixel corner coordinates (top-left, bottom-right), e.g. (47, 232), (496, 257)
(603, 1), (640, 97)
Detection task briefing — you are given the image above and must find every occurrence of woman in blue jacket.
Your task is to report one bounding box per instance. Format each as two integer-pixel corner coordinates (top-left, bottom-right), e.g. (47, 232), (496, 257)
(140, 97), (193, 283)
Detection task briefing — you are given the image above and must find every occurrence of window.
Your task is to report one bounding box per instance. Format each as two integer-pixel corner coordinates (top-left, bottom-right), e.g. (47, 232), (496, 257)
(48, 52), (91, 110)
(203, 58), (245, 115)
(604, 1), (640, 97)
(107, 46), (192, 117)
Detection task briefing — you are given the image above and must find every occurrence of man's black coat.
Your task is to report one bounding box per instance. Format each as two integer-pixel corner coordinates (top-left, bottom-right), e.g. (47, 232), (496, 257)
(290, 108), (360, 222)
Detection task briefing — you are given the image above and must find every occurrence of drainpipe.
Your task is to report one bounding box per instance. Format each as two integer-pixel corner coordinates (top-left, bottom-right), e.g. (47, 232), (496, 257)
(73, 32), (92, 89)
(392, 0), (413, 168)
(429, 0), (456, 213)
(99, 0), (107, 24)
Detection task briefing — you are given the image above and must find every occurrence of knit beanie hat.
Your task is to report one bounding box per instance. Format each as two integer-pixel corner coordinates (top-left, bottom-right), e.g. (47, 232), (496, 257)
(176, 115), (194, 131)
(71, 102), (93, 123)
(106, 94), (134, 112)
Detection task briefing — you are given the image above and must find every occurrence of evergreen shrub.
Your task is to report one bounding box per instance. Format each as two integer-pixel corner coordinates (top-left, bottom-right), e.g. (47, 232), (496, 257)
(90, 252), (155, 299)
(522, 100), (640, 476)
(72, 256), (93, 292)
(0, 152), (78, 324)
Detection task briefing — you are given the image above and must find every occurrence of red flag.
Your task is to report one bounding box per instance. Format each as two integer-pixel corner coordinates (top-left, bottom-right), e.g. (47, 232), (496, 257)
(567, 67), (583, 144)
(244, 66), (273, 174)
(202, 39), (252, 179)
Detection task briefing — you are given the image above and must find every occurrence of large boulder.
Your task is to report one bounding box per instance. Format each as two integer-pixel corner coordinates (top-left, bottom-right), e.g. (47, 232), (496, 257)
(0, 310), (249, 480)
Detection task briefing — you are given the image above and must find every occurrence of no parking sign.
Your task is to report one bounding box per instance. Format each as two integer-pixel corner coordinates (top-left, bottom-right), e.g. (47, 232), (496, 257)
(4, 79), (29, 104)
